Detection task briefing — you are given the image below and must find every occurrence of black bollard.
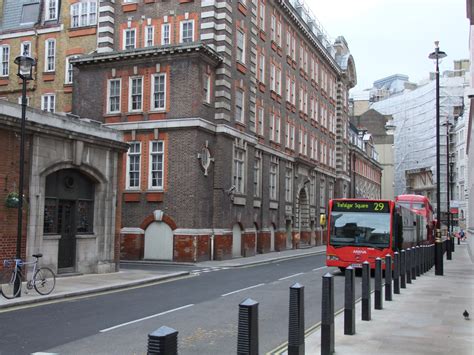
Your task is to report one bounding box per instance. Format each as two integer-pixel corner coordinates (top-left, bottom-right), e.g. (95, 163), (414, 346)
(435, 240), (444, 276)
(321, 273), (335, 355)
(451, 236), (455, 252)
(288, 283), (305, 355)
(416, 246), (421, 277)
(406, 248), (412, 284)
(411, 247), (417, 281)
(458, 235), (460, 245)
(374, 258), (383, 310)
(237, 298), (259, 355)
(393, 252), (400, 294)
(447, 236), (452, 260)
(147, 326), (178, 355)
(385, 254), (392, 301)
(400, 250), (406, 288)
(344, 266), (356, 335)
(362, 261), (371, 321)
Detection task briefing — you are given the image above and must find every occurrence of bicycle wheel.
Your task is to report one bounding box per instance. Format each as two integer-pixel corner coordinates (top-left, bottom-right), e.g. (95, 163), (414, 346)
(33, 267), (56, 295)
(0, 268), (21, 299)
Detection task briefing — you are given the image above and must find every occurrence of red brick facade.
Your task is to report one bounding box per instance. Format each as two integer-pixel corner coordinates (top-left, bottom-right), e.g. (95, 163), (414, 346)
(0, 128), (30, 270)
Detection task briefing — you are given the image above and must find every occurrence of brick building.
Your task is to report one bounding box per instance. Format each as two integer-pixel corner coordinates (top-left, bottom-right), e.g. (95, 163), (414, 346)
(0, 101), (127, 274)
(0, 0), (100, 112)
(69, 0), (357, 262)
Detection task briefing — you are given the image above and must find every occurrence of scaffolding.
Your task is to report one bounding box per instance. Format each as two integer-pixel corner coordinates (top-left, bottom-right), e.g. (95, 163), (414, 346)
(370, 75), (466, 214)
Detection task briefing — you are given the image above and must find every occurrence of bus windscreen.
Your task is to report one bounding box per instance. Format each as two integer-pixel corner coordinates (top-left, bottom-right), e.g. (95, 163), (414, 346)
(330, 201), (391, 248)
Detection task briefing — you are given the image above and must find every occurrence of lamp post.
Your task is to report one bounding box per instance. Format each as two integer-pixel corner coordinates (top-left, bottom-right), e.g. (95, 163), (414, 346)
(428, 41), (446, 275)
(13, 55), (36, 297)
(445, 120), (452, 260)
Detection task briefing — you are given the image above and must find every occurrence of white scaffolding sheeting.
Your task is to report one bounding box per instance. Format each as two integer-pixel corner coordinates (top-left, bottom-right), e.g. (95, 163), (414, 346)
(370, 76), (465, 213)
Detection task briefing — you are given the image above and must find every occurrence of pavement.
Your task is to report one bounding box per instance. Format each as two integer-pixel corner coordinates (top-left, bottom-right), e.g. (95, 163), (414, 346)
(289, 241), (474, 355)
(1, 242), (472, 355)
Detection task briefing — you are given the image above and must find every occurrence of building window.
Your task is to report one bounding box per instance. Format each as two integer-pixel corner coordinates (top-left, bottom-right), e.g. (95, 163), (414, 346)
(145, 26), (154, 47)
(17, 96), (30, 106)
(276, 66), (281, 95)
(270, 113), (280, 143)
(254, 152), (262, 198)
(236, 29), (245, 63)
(285, 164), (293, 203)
(257, 106), (264, 136)
(45, 0), (58, 20)
(203, 73), (211, 104)
(0, 45), (9, 76)
(270, 63), (275, 91)
(151, 73), (166, 110)
(107, 78), (121, 113)
(269, 156), (279, 200)
(310, 173), (316, 205)
(258, 0), (265, 31)
(20, 41), (31, 56)
(180, 20), (194, 43)
(127, 142), (141, 189)
(161, 23), (170, 45)
(235, 88), (244, 123)
(233, 146), (246, 194)
(149, 140), (164, 190)
(123, 29), (136, 50)
(65, 56), (77, 84)
(271, 14), (276, 42)
(71, 1), (97, 28)
(129, 77), (143, 112)
(45, 39), (55, 72)
(41, 94), (55, 112)
(258, 51), (265, 83)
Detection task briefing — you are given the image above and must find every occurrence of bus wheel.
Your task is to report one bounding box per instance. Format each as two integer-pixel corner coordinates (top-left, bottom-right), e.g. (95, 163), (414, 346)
(339, 267), (346, 273)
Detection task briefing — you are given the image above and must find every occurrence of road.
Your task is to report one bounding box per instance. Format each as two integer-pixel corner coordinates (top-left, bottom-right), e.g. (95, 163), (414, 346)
(0, 254), (366, 354)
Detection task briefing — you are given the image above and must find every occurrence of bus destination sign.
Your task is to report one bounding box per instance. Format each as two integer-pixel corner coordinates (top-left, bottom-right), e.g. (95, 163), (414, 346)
(332, 201), (390, 213)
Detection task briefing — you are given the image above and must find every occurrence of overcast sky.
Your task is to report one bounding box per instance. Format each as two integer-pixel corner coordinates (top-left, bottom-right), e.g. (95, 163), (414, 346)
(307, 0), (470, 92)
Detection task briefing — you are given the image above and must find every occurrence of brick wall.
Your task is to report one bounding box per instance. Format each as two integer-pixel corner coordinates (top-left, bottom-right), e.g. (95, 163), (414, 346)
(0, 128), (30, 268)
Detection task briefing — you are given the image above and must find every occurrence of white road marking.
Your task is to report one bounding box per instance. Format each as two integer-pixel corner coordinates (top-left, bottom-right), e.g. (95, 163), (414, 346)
(278, 272), (305, 281)
(313, 266), (328, 271)
(221, 283), (265, 297)
(99, 304), (194, 333)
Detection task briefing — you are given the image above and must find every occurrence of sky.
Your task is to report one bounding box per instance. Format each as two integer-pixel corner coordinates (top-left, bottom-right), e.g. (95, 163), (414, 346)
(307, 0), (470, 92)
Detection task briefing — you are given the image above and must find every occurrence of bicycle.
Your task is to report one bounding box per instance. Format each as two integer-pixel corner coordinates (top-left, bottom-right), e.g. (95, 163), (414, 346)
(0, 253), (56, 299)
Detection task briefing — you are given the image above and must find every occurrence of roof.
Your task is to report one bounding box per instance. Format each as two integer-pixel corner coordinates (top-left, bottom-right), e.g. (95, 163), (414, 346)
(71, 43), (223, 67)
(0, 0), (40, 33)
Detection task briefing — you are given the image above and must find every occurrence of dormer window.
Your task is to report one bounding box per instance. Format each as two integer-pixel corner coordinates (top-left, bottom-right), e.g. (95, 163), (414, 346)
(45, 0), (58, 21)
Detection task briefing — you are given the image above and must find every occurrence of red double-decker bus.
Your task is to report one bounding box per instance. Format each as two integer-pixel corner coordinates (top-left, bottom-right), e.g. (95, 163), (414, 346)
(326, 198), (429, 271)
(395, 194), (435, 243)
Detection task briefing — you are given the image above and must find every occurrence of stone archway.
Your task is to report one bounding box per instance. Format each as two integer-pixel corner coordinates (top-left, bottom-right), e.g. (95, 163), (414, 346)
(43, 169), (96, 273)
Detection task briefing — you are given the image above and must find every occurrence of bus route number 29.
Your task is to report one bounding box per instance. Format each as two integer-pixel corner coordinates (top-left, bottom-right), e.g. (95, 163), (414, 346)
(374, 202), (385, 211)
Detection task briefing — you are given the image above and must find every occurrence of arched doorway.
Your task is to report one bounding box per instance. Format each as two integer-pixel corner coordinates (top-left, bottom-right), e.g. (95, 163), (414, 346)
(144, 222), (174, 261)
(296, 188), (310, 246)
(43, 169), (95, 273)
(232, 223), (242, 257)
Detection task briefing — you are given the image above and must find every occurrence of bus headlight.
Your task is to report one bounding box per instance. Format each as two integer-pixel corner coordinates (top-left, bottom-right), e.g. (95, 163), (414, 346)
(327, 255), (339, 261)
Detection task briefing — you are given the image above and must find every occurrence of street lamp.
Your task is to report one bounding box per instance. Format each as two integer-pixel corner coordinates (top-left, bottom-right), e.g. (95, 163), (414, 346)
(428, 41), (447, 275)
(443, 120), (452, 260)
(13, 55), (36, 297)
